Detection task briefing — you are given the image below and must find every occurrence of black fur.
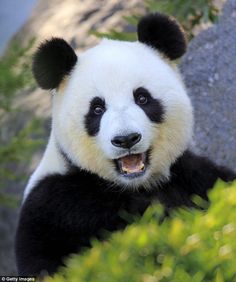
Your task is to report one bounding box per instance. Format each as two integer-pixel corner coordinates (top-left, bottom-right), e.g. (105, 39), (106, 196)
(84, 97), (106, 136)
(133, 87), (164, 123)
(137, 13), (187, 60)
(32, 38), (77, 90)
(15, 150), (236, 276)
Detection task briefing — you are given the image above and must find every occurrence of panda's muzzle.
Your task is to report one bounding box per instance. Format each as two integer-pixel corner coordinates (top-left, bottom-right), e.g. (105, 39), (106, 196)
(115, 151), (148, 178)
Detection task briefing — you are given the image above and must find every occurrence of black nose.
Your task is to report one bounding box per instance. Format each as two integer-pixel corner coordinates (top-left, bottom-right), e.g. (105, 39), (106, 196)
(111, 133), (142, 149)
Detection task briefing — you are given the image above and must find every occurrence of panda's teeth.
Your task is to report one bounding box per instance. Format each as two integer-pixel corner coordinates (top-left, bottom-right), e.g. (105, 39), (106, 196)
(140, 163), (145, 171)
(121, 161), (145, 174)
(115, 152), (148, 176)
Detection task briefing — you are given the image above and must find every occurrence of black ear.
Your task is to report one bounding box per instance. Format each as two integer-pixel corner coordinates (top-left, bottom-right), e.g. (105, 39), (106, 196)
(32, 38), (77, 90)
(137, 13), (187, 60)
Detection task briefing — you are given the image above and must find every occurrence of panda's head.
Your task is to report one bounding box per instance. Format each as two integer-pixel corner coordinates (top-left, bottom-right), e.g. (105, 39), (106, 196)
(33, 13), (193, 189)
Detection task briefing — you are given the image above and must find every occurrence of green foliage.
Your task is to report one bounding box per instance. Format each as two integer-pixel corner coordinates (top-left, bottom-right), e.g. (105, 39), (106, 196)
(0, 118), (43, 185)
(90, 28), (137, 42)
(45, 181), (236, 282)
(90, 14), (139, 42)
(92, 0), (220, 41)
(0, 40), (43, 206)
(146, 0), (219, 37)
(0, 39), (35, 111)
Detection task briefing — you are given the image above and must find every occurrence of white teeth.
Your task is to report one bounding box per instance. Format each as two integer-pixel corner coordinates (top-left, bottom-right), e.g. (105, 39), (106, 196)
(122, 162), (145, 174)
(140, 163), (145, 170)
(116, 152), (147, 176)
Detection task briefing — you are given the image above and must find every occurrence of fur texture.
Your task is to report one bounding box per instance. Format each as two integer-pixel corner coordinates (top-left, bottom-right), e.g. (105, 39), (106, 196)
(28, 15), (193, 191)
(85, 96), (106, 136)
(50, 39), (193, 189)
(32, 38), (77, 90)
(137, 13), (187, 60)
(16, 150), (236, 276)
(133, 87), (165, 123)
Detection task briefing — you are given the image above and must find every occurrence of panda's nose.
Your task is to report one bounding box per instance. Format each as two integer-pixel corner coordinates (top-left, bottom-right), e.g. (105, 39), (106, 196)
(111, 133), (142, 149)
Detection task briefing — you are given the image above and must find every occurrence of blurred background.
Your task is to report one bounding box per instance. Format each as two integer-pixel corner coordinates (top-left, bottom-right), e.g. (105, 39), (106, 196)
(0, 0), (235, 276)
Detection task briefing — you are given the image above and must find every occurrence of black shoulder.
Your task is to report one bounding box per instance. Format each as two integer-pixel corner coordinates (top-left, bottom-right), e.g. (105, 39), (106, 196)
(21, 169), (119, 225)
(20, 168), (150, 229)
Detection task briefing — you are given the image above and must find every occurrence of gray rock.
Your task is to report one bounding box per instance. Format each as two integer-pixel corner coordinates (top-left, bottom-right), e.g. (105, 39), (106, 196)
(0, 202), (19, 275)
(181, 0), (236, 170)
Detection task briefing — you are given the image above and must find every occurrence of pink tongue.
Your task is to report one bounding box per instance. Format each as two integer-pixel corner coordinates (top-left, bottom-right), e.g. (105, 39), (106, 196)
(120, 154), (143, 172)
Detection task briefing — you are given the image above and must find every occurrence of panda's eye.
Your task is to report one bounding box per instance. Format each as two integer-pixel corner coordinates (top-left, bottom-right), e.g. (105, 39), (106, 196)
(136, 94), (148, 105)
(134, 87), (150, 106)
(93, 105), (105, 115)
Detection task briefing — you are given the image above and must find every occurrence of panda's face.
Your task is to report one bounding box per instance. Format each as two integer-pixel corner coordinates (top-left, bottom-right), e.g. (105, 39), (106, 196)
(52, 39), (193, 188)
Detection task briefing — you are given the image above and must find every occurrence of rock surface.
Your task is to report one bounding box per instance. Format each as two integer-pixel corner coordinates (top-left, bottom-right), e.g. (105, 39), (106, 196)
(181, 0), (236, 169)
(15, 0), (145, 52)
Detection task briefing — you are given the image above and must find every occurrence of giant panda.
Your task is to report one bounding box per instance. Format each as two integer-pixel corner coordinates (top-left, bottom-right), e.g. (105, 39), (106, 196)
(15, 13), (236, 276)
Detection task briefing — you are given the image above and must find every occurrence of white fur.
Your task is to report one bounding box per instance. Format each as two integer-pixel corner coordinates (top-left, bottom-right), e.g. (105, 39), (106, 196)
(25, 39), (193, 198)
(23, 131), (67, 200)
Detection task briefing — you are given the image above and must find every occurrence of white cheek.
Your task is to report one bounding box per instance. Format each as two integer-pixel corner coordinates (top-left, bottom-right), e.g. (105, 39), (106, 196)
(148, 91), (193, 180)
(97, 105), (154, 159)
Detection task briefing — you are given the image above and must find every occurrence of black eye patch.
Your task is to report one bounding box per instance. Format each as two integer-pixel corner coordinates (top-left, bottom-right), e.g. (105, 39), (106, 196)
(133, 87), (165, 123)
(84, 97), (106, 136)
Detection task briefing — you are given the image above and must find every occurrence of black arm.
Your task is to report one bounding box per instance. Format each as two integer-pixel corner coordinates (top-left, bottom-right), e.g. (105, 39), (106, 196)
(156, 150), (236, 209)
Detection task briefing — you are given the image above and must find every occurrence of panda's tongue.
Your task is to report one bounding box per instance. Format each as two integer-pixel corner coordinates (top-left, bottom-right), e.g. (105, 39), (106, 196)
(119, 154), (144, 174)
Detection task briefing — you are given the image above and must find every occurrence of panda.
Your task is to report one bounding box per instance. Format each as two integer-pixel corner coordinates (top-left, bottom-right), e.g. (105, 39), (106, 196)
(15, 13), (236, 276)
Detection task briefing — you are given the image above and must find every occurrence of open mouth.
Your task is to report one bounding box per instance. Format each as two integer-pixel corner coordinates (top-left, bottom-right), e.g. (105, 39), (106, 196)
(114, 151), (149, 178)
